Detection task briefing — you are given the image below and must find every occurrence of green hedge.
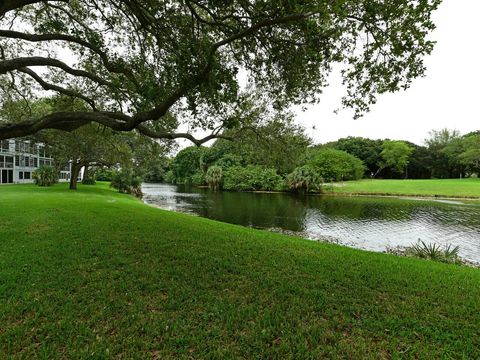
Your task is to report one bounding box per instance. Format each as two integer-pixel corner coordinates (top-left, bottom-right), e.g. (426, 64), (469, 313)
(223, 165), (283, 191)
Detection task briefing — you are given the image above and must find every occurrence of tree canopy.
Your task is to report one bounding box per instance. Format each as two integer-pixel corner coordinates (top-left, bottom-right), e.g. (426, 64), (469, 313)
(379, 140), (413, 176)
(0, 0), (441, 143)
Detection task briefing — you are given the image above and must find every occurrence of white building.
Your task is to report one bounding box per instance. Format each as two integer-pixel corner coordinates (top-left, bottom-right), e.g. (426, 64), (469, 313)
(0, 139), (71, 184)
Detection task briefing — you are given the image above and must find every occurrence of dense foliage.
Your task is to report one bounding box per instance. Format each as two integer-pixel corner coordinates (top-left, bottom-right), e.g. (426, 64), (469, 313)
(205, 166), (223, 191)
(306, 149), (365, 182)
(81, 177), (96, 186)
(223, 166), (283, 192)
(171, 146), (204, 184)
(326, 131), (480, 180)
(0, 0), (441, 144)
(110, 169), (143, 198)
(326, 137), (383, 176)
(286, 166), (323, 193)
(164, 127), (480, 193)
(94, 168), (117, 182)
(32, 166), (58, 187)
(379, 141), (414, 177)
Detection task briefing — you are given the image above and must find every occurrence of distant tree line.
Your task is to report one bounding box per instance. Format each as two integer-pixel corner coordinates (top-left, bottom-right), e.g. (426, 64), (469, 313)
(326, 129), (480, 179)
(163, 128), (480, 192)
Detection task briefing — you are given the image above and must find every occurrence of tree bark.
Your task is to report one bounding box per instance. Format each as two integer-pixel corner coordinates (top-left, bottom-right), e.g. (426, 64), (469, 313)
(70, 163), (82, 190)
(82, 165), (90, 183)
(0, 0), (63, 17)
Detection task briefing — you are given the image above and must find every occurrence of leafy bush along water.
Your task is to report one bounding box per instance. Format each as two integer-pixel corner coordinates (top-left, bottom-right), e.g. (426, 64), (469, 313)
(223, 165), (283, 191)
(191, 171), (206, 186)
(206, 166), (223, 191)
(171, 146), (204, 184)
(164, 170), (175, 184)
(33, 166), (59, 186)
(287, 165), (323, 192)
(308, 148), (365, 182)
(110, 169), (143, 197)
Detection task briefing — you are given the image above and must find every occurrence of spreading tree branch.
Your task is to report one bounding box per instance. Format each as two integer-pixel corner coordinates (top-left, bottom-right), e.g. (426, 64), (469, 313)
(0, 0), (67, 17)
(17, 67), (97, 109)
(0, 57), (115, 87)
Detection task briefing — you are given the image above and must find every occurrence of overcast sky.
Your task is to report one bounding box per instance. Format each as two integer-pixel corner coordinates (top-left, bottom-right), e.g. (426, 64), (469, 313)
(296, 0), (479, 146)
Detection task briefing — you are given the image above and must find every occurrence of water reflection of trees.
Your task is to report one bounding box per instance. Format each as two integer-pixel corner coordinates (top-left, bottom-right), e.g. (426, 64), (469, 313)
(151, 185), (480, 234)
(197, 191), (306, 231)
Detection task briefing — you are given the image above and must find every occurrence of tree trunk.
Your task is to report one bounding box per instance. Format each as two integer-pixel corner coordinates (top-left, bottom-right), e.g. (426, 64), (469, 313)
(70, 163), (82, 190)
(82, 165), (90, 183)
(373, 167), (383, 178)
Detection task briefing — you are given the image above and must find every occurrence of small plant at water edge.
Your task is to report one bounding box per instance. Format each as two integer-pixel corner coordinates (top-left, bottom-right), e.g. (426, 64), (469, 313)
(111, 169), (143, 198)
(287, 165), (323, 193)
(407, 240), (461, 264)
(206, 166), (223, 191)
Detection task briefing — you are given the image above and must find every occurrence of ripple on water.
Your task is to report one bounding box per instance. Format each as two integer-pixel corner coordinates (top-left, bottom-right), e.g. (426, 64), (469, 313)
(142, 184), (480, 263)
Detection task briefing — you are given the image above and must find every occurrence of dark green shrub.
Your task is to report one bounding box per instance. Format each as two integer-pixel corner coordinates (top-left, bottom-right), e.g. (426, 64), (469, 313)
(82, 177), (96, 185)
(287, 165), (322, 192)
(111, 169), (143, 197)
(164, 170), (175, 184)
(171, 146), (205, 183)
(95, 168), (116, 181)
(215, 154), (243, 170)
(144, 162), (168, 183)
(191, 171), (206, 186)
(205, 166), (223, 190)
(223, 165), (282, 191)
(33, 166), (58, 187)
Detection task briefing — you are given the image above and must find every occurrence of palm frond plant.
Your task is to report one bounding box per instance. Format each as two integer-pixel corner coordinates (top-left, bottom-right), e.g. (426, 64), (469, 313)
(408, 240), (461, 264)
(287, 165), (323, 193)
(206, 166), (223, 191)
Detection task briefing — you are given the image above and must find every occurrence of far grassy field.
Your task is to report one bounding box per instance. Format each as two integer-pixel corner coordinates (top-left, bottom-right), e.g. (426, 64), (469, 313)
(1, 183), (480, 358)
(327, 178), (480, 198)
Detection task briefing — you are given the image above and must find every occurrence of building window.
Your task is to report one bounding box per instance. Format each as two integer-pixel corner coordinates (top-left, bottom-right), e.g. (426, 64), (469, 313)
(0, 140), (9, 152)
(5, 156), (13, 168)
(19, 171), (23, 180)
(15, 156), (19, 166)
(24, 172), (31, 180)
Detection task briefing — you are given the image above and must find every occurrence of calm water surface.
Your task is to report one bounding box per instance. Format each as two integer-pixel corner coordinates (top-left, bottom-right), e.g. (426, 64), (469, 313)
(142, 183), (480, 263)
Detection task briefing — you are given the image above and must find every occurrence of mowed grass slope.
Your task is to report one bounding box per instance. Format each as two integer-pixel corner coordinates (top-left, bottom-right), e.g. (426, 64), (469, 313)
(1, 184), (480, 359)
(329, 178), (480, 198)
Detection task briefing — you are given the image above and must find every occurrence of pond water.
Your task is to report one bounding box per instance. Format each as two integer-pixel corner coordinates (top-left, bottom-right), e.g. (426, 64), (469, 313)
(142, 183), (480, 263)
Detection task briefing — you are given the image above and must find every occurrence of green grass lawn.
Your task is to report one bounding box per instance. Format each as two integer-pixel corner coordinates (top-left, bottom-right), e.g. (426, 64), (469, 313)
(327, 178), (480, 198)
(1, 183), (480, 358)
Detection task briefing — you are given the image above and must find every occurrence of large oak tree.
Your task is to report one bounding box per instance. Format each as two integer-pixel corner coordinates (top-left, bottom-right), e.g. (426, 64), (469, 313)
(0, 0), (441, 143)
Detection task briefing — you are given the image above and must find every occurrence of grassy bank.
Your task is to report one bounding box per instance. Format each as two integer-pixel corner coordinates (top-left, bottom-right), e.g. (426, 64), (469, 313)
(327, 178), (480, 198)
(1, 184), (480, 358)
